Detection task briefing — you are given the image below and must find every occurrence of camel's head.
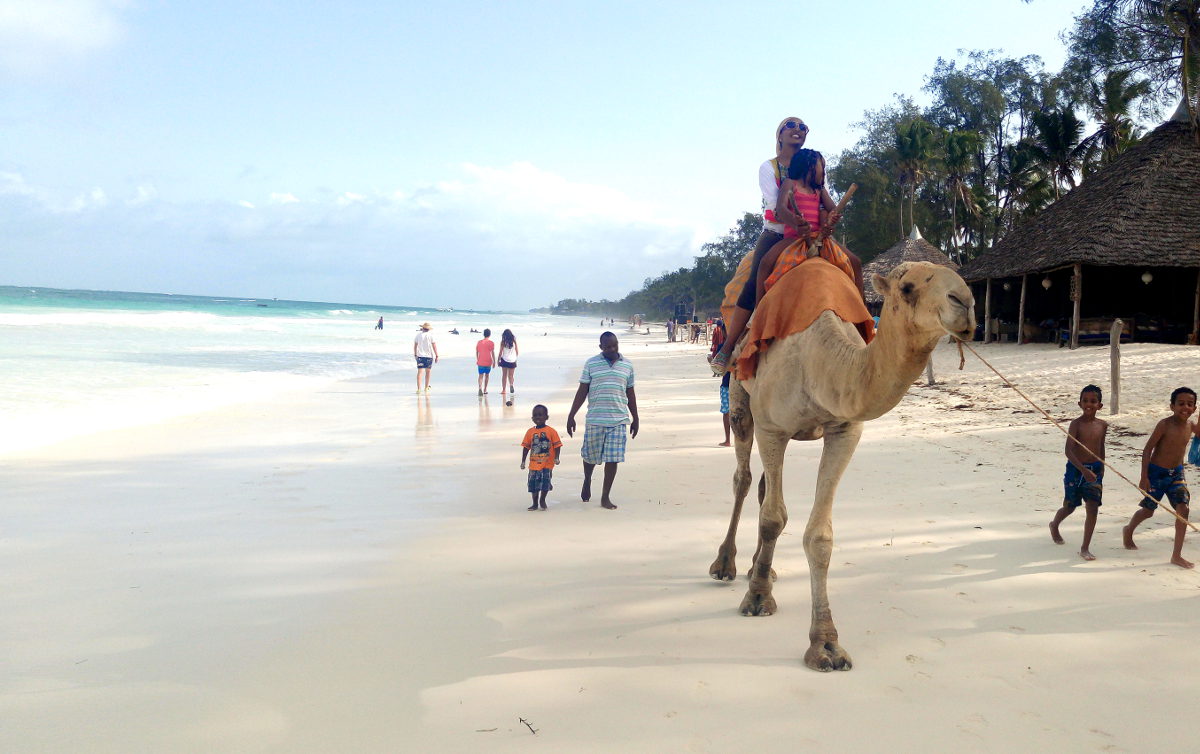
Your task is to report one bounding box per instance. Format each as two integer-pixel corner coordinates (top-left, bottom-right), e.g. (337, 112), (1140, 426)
(872, 261), (975, 341)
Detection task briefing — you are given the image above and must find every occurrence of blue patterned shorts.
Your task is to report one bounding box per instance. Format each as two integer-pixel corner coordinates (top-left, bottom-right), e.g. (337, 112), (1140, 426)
(720, 384), (730, 414)
(1140, 463), (1190, 510)
(527, 468), (553, 493)
(581, 424), (627, 464)
(1063, 461), (1103, 507)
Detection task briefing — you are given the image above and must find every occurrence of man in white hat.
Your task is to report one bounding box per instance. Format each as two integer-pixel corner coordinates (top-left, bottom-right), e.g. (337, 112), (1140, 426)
(413, 322), (438, 393)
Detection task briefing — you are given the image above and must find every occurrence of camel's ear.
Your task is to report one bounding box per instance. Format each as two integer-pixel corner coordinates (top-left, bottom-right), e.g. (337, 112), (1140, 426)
(871, 273), (890, 298)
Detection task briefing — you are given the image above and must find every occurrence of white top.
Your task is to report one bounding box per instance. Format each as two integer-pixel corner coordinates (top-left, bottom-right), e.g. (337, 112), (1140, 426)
(414, 330), (436, 358)
(758, 158), (784, 234)
(500, 344), (517, 363)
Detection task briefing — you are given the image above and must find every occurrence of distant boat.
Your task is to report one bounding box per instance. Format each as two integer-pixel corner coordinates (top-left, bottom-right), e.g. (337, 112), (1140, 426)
(438, 307), (453, 312)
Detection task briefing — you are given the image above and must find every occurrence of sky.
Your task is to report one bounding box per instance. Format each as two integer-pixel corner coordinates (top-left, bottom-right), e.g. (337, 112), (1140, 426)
(1, 0), (1093, 311)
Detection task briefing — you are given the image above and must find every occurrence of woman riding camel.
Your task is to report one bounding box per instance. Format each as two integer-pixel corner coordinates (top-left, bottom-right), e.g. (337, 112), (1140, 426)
(709, 117), (859, 374)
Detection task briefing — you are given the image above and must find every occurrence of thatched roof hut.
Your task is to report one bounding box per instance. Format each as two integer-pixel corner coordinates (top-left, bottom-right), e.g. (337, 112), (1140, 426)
(958, 106), (1200, 347)
(863, 225), (959, 306)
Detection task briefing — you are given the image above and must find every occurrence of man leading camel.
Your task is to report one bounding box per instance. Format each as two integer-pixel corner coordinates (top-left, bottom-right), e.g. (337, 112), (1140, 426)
(566, 332), (639, 509)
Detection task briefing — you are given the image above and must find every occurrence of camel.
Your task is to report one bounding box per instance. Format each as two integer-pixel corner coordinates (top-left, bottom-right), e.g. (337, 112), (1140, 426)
(709, 260), (975, 671)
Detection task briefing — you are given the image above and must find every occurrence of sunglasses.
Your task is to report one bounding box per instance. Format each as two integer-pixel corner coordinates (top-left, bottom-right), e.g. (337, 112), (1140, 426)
(781, 121), (809, 133)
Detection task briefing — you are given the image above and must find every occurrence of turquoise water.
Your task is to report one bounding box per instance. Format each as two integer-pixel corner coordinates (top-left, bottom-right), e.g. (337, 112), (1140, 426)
(0, 285), (571, 454)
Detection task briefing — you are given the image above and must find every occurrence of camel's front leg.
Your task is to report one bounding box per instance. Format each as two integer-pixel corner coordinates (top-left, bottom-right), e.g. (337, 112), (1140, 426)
(803, 421), (862, 671)
(740, 430), (789, 616)
(710, 379), (754, 581)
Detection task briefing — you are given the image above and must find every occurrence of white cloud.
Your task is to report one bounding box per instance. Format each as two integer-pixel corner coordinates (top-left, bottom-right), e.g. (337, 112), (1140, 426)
(0, 0), (129, 76)
(0, 162), (709, 309)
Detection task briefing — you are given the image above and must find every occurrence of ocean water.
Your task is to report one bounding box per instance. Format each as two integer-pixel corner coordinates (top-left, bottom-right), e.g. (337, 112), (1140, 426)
(0, 285), (592, 455)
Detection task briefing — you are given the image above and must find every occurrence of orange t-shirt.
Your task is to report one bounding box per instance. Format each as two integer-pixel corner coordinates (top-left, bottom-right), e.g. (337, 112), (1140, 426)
(476, 338), (495, 367)
(522, 425), (563, 470)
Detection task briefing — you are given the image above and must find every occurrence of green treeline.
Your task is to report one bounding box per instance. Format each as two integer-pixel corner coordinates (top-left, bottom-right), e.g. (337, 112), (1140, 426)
(549, 0), (1199, 320)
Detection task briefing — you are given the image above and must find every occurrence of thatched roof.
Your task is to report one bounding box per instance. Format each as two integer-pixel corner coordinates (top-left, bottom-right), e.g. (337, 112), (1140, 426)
(959, 116), (1200, 281)
(862, 226), (960, 303)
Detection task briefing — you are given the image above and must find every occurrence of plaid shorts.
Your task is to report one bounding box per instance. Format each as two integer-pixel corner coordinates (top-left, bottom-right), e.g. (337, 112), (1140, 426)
(527, 467), (553, 493)
(581, 424), (627, 464)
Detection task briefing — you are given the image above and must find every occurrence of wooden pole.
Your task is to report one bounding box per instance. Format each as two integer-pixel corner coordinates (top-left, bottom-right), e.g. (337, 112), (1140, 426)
(1017, 274), (1027, 345)
(1193, 269), (1200, 345)
(983, 278), (993, 344)
(1070, 264), (1082, 350)
(925, 357), (935, 386)
(1110, 318), (1122, 415)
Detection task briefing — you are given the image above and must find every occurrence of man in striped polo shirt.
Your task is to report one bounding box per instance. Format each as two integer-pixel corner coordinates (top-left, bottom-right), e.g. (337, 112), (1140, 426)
(566, 332), (640, 509)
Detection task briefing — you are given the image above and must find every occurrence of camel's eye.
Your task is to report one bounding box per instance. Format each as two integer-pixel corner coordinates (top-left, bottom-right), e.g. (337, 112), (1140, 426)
(949, 294), (966, 308)
(901, 282), (914, 296)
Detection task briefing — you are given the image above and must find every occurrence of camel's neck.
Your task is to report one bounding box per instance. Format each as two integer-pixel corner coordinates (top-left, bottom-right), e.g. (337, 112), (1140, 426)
(843, 305), (940, 421)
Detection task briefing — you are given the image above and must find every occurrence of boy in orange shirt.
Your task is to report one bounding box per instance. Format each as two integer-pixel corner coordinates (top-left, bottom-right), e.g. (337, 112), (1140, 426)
(520, 404), (563, 511)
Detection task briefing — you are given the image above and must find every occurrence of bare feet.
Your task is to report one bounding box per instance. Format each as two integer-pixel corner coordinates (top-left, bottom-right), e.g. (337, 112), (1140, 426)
(527, 503), (538, 511)
(581, 480), (591, 502)
(1079, 548), (1096, 561)
(539, 503), (547, 510)
(718, 441), (731, 447)
(1049, 521), (1064, 544)
(1171, 555), (1195, 569)
(601, 499), (617, 509)
(1123, 524), (1138, 550)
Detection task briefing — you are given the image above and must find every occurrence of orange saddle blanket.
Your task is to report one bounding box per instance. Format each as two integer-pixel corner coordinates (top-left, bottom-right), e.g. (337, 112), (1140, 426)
(733, 257), (875, 381)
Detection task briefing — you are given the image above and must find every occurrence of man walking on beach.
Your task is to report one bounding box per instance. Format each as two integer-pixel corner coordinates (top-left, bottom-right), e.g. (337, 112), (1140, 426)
(567, 332), (639, 509)
(413, 322), (438, 393)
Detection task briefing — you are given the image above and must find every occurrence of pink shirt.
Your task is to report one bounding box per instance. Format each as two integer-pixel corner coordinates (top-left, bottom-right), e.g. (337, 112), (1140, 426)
(476, 338), (495, 366)
(783, 190), (822, 239)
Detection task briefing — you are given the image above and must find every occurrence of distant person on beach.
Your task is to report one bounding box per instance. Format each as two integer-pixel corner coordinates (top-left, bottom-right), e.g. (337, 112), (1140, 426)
(498, 329), (519, 395)
(1123, 387), (1197, 568)
(710, 319), (726, 356)
(475, 328), (496, 395)
(566, 332), (639, 509)
(520, 404), (562, 511)
(413, 322), (438, 393)
(718, 371), (732, 447)
(711, 117), (846, 375)
(1049, 385), (1107, 560)
(376, 316), (384, 330)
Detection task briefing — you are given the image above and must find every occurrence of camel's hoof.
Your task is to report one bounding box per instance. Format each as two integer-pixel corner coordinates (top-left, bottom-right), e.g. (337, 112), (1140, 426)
(804, 641), (852, 672)
(739, 590), (776, 616)
(709, 555), (736, 581)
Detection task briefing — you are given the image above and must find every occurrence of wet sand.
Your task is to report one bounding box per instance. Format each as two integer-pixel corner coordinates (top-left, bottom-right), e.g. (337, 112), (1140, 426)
(4, 334), (1200, 751)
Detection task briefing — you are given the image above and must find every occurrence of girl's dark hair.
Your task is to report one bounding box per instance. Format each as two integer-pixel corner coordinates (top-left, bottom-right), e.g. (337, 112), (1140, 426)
(787, 148), (824, 184)
(502, 329), (515, 347)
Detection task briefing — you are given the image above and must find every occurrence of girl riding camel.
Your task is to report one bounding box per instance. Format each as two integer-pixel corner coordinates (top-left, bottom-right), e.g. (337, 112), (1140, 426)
(710, 118), (860, 374)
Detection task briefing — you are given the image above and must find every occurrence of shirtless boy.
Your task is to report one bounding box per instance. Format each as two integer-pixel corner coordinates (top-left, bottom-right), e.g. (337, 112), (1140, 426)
(1050, 385), (1107, 560)
(1123, 386), (1197, 569)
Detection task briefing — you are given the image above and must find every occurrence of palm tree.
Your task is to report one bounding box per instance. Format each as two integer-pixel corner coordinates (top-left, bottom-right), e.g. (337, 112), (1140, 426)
(1001, 142), (1056, 225)
(1028, 108), (1088, 200)
(893, 119), (937, 234)
(1081, 69), (1150, 170)
(942, 130), (982, 261)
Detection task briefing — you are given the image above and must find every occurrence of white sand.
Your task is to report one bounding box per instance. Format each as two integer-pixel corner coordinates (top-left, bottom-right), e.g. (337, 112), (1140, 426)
(5, 333), (1200, 752)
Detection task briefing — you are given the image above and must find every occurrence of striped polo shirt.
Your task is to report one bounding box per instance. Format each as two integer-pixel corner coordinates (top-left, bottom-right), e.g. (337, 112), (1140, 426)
(580, 353), (635, 427)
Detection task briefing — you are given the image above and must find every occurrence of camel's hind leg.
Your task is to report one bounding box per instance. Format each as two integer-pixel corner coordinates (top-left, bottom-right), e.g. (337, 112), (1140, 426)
(709, 378), (754, 581)
(803, 421), (862, 671)
(739, 429), (790, 616)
